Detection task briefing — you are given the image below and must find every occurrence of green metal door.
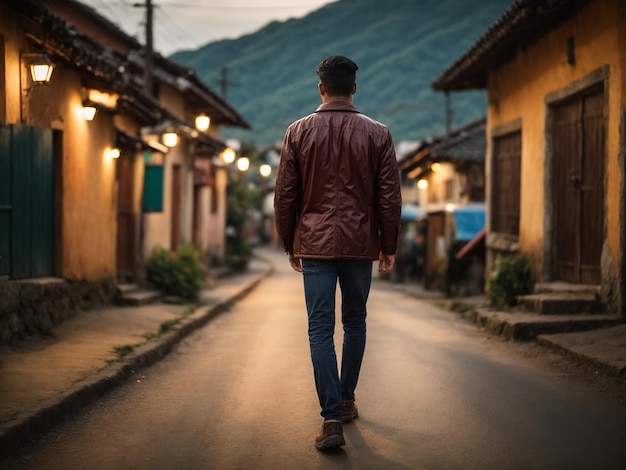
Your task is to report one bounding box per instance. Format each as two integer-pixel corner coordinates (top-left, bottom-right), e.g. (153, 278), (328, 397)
(0, 127), (10, 276)
(0, 124), (54, 279)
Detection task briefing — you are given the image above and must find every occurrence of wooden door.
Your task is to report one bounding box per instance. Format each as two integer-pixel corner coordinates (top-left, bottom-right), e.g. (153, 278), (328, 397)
(116, 153), (136, 281)
(553, 88), (604, 284)
(170, 164), (181, 251)
(426, 211), (446, 281)
(0, 124), (54, 279)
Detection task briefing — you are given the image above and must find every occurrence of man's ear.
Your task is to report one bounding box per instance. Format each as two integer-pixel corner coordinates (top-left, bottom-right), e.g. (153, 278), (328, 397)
(352, 83), (357, 95)
(318, 83), (326, 96)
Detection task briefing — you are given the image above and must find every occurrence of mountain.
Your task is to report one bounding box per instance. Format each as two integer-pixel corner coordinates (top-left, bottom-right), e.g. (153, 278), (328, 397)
(171, 0), (511, 147)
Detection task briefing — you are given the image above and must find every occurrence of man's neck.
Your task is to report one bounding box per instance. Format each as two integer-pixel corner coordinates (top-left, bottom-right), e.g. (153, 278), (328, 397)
(321, 95), (352, 104)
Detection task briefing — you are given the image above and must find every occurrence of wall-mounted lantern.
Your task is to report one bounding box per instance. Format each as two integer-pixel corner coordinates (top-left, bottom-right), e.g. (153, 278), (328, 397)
(27, 54), (55, 84)
(417, 179), (429, 190)
(162, 129), (178, 148)
(195, 114), (210, 132)
(108, 148), (121, 159)
(82, 100), (97, 121)
(430, 162), (441, 173)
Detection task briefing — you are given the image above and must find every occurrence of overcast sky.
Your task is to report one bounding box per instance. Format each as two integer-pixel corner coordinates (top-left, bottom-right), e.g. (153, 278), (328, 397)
(80, 0), (336, 56)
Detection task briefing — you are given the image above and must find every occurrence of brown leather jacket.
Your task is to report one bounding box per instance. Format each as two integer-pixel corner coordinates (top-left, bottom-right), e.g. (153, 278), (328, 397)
(274, 101), (401, 260)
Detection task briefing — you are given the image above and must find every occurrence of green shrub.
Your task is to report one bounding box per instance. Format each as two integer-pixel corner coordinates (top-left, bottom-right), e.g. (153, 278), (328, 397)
(487, 254), (532, 309)
(146, 245), (205, 301)
(225, 178), (255, 271)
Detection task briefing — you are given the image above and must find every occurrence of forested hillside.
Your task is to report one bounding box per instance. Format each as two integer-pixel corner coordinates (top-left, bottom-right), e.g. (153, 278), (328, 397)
(171, 0), (512, 147)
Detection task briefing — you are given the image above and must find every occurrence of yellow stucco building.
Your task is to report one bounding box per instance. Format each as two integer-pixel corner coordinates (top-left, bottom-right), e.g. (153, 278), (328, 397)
(433, 0), (625, 313)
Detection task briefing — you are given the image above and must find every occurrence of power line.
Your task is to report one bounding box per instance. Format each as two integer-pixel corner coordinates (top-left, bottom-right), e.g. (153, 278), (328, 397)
(150, 2), (328, 11)
(153, 7), (198, 51)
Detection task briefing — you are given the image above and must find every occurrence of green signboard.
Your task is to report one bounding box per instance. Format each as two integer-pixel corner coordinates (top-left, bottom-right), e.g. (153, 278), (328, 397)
(142, 164), (164, 213)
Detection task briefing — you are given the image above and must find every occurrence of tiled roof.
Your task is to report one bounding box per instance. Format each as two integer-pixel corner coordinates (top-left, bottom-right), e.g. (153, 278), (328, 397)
(432, 0), (593, 91)
(22, 0), (249, 129)
(8, 0), (227, 149)
(398, 117), (486, 174)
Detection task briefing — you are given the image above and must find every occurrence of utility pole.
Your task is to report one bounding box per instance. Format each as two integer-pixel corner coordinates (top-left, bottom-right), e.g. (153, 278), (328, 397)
(134, 0), (155, 95)
(220, 66), (228, 99)
(220, 66), (240, 100)
(444, 91), (452, 135)
(144, 0), (154, 96)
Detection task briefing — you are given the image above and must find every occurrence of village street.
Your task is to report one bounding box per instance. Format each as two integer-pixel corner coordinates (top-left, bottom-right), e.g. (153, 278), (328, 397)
(3, 247), (626, 470)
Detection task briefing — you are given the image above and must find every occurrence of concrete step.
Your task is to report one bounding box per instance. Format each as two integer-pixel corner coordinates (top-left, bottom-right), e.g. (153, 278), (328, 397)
(533, 282), (600, 296)
(469, 308), (623, 341)
(518, 292), (602, 315)
(118, 288), (161, 306)
(116, 283), (139, 295)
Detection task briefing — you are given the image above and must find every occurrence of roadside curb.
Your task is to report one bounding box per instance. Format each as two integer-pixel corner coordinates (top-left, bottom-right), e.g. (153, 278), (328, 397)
(0, 260), (273, 456)
(535, 335), (625, 377)
(467, 308), (623, 341)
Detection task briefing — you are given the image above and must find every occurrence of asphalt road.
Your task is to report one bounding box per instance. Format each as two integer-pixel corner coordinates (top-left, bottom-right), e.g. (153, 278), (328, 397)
(5, 251), (626, 469)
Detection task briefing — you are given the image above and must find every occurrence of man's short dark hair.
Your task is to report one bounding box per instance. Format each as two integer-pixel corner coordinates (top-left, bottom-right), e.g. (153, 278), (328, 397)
(316, 56), (358, 97)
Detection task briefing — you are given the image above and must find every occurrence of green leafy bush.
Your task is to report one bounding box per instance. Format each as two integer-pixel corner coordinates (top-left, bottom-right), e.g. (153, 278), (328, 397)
(487, 255), (532, 309)
(146, 245), (205, 301)
(225, 178), (255, 271)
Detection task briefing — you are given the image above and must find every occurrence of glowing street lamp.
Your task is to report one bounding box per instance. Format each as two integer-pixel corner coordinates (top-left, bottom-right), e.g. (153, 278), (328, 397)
(222, 147), (236, 164)
(260, 164), (272, 178)
(195, 114), (210, 132)
(237, 156), (250, 172)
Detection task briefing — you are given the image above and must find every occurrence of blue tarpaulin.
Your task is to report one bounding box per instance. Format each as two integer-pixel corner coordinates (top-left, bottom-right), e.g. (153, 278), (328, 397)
(401, 203), (424, 220)
(453, 204), (485, 241)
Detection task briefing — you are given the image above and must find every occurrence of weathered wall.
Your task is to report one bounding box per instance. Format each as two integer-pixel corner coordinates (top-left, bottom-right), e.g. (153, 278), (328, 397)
(485, 0), (623, 307)
(206, 166), (228, 261)
(3, 8), (118, 282)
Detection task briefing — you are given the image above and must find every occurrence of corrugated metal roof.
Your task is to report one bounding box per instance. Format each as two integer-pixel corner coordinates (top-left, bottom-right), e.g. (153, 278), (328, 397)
(432, 0), (594, 91)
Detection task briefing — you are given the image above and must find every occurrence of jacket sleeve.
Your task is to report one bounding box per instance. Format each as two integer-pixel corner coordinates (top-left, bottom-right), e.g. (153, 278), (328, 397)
(273, 128), (300, 254)
(376, 128), (402, 255)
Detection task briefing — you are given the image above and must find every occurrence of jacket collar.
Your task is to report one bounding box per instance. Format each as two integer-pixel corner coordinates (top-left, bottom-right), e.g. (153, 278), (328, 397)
(315, 101), (360, 113)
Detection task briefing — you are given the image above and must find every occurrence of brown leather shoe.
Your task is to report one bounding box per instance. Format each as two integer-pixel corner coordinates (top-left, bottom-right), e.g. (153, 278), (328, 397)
(342, 401), (359, 423)
(315, 421), (345, 450)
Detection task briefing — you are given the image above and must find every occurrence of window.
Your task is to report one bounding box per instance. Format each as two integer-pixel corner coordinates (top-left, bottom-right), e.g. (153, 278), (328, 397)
(491, 131), (521, 236)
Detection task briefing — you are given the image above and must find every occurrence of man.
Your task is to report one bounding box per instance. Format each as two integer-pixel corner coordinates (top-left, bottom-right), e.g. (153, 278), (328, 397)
(274, 55), (402, 450)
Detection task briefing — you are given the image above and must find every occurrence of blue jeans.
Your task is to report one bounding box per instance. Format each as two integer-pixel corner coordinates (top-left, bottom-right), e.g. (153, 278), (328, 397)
(301, 258), (372, 421)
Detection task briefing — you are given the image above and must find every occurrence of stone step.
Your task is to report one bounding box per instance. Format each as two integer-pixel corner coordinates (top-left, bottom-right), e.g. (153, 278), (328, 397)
(116, 283), (139, 295)
(470, 309), (623, 341)
(518, 292), (602, 315)
(533, 282), (600, 296)
(118, 288), (161, 306)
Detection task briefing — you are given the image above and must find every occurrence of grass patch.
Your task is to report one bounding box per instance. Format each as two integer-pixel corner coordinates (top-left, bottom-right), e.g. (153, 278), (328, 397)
(141, 303), (199, 341)
(113, 344), (135, 358)
(434, 300), (478, 314)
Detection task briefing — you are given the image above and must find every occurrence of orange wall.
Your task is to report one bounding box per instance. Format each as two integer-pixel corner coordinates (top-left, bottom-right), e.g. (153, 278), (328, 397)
(2, 8), (118, 281)
(486, 0), (623, 279)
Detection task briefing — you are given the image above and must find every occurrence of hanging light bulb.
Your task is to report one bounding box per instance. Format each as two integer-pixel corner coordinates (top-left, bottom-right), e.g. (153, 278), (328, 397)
(260, 164), (272, 178)
(222, 147), (236, 164)
(237, 157), (250, 172)
(195, 114), (210, 132)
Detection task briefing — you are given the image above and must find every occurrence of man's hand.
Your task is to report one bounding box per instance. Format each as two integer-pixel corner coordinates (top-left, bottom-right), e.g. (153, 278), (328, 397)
(289, 254), (303, 272)
(378, 252), (395, 275)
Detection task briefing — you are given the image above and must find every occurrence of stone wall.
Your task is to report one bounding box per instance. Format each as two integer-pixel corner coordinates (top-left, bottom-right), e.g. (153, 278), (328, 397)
(0, 278), (117, 345)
